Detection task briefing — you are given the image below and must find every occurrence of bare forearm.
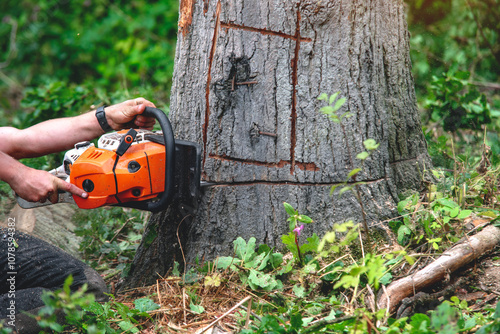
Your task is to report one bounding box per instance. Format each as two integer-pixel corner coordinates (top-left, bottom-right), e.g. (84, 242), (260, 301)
(7, 111), (103, 159)
(0, 151), (25, 185)
(1, 98), (156, 159)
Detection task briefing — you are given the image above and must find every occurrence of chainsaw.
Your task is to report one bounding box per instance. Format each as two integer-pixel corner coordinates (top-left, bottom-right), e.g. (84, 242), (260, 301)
(16, 107), (202, 213)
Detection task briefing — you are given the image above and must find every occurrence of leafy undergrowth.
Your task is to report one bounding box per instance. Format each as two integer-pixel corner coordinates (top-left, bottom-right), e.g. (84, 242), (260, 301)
(7, 130), (500, 333)
(25, 156), (500, 333)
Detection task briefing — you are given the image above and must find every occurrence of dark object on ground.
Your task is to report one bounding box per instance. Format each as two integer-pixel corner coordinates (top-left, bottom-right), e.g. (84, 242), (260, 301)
(0, 228), (107, 333)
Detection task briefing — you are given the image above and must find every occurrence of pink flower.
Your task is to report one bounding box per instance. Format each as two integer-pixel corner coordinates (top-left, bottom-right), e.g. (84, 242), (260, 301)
(293, 224), (304, 236)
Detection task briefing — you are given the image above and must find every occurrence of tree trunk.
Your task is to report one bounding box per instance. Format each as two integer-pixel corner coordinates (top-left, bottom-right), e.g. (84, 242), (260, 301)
(123, 0), (430, 288)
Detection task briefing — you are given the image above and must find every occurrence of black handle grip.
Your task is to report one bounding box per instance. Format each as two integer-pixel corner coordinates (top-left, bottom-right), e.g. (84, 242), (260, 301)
(119, 107), (175, 213)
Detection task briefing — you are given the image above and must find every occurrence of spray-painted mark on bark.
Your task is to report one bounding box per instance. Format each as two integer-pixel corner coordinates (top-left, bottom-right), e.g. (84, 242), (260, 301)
(203, 0), (221, 171)
(219, 22), (312, 43)
(204, 3), (313, 177)
(179, 0), (195, 37)
(203, 0), (209, 14)
(290, 8), (302, 174)
(209, 153), (319, 172)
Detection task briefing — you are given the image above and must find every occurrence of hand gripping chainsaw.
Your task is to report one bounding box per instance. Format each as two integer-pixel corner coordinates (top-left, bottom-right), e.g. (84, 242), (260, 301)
(16, 107), (202, 213)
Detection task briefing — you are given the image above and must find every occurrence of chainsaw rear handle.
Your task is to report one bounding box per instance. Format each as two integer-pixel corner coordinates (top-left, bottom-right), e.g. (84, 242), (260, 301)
(118, 106), (175, 213)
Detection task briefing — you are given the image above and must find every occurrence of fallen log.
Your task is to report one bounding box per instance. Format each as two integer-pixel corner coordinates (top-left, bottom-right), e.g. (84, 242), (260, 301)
(377, 225), (500, 315)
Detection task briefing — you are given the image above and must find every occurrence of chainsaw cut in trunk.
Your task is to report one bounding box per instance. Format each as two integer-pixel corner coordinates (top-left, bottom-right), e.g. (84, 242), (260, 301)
(123, 0), (430, 289)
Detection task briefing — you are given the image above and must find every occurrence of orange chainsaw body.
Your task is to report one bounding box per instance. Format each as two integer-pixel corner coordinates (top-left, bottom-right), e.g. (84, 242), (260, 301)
(70, 138), (166, 209)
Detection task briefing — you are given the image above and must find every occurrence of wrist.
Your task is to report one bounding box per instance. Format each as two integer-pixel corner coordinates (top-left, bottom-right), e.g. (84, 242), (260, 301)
(95, 106), (113, 132)
(0, 152), (25, 186)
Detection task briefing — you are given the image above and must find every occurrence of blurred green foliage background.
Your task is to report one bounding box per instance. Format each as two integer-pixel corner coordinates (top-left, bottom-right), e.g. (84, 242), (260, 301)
(0, 0), (499, 165)
(407, 0), (500, 165)
(0, 0), (179, 128)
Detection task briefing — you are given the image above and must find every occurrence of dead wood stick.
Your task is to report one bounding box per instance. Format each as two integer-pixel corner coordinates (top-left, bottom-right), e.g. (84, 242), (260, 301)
(199, 296), (252, 333)
(377, 225), (500, 315)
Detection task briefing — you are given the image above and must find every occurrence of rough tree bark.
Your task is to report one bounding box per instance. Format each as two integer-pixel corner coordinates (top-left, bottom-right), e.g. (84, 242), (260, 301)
(123, 0), (430, 288)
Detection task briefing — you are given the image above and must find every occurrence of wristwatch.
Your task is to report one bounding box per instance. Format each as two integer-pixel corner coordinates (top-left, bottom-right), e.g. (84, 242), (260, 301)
(95, 105), (112, 132)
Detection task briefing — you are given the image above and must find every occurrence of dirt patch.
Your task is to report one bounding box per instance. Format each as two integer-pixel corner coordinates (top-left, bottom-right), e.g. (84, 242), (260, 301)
(477, 255), (500, 292)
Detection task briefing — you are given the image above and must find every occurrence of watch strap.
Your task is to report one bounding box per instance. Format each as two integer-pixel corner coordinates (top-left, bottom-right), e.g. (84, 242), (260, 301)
(95, 105), (112, 132)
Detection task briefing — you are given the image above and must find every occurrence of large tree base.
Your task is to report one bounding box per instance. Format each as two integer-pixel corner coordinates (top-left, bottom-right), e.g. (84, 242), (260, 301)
(123, 181), (401, 289)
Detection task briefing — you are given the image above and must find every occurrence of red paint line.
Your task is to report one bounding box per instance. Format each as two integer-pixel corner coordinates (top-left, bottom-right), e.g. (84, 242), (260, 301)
(289, 9), (302, 175)
(203, 1), (221, 169)
(208, 154), (319, 171)
(220, 22), (312, 42)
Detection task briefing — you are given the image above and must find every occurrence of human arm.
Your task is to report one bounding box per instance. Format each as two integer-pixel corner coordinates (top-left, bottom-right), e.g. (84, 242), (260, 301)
(0, 97), (156, 159)
(0, 97), (156, 203)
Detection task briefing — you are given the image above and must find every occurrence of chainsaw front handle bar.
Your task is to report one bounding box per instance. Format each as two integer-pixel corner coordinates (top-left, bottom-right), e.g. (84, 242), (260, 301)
(119, 107), (175, 213)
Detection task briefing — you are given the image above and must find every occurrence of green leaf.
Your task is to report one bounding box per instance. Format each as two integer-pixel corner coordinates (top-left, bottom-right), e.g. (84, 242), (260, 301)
(340, 111), (353, 119)
(255, 251), (272, 271)
(455, 70), (470, 80)
(404, 255), (416, 266)
(333, 97), (346, 112)
(84, 301), (104, 316)
(397, 225), (412, 245)
(329, 92), (340, 105)
(330, 184), (342, 196)
(290, 313), (303, 331)
(289, 217), (297, 231)
(410, 313), (431, 330)
(234, 237), (256, 262)
(449, 206), (460, 218)
(281, 232), (298, 257)
(63, 275), (74, 296)
(118, 321), (139, 333)
(270, 253), (283, 269)
(334, 221), (355, 232)
(339, 186), (353, 196)
(293, 284), (307, 298)
(247, 269), (281, 291)
(317, 92), (328, 101)
(298, 215), (313, 224)
(457, 210), (472, 219)
(437, 198), (459, 208)
(283, 202), (296, 216)
(216, 256), (235, 269)
(245, 251), (267, 269)
(172, 261), (181, 276)
(301, 233), (320, 253)
(320, 105), (334, 114)
(347, 168), (362, 179)
(363, 139), (380, 151)
(134, 298), (160, 312)
(397, 198), (411, 214)
(479, 211), (498, 219)
(189, 303), (205, 314)
(356, 151), (369, 160)
(379, 272), (393, 285)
